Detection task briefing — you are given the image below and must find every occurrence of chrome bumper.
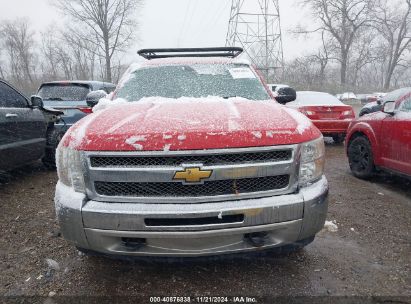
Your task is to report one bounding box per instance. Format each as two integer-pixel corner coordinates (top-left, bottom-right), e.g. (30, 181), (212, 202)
(55, 176), (328, 257)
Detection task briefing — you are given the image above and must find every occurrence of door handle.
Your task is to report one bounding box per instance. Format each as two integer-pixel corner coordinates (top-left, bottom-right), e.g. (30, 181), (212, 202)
(5, 113), (18, 118)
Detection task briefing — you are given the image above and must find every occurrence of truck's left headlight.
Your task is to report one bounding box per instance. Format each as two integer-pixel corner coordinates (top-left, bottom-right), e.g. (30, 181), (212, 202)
(56, 145), (86, 193)
(299, 137), (325, 186)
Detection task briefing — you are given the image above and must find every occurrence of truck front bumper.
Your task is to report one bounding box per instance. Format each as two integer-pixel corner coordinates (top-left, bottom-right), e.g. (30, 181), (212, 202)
(55, 176), (328, 257)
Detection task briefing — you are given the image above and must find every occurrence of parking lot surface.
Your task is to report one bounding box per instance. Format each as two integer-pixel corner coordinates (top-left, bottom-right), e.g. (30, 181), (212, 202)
(0, 143), (410, 299)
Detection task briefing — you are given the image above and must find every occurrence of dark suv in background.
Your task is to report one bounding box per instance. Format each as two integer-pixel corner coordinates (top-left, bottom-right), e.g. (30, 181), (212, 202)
(0, 80), (61, 173)
(37, 81), (116, 166)
(37, 81), (116, 130)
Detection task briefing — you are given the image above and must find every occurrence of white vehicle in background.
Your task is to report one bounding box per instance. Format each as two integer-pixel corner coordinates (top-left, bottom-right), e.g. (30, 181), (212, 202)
(340, 92), (360, 105)
(372, 92), (386, 99)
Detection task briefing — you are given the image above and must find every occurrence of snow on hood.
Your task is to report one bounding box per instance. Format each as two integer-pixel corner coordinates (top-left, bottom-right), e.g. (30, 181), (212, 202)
(92, 97), (129, 112)
(63, 96), (321, 151)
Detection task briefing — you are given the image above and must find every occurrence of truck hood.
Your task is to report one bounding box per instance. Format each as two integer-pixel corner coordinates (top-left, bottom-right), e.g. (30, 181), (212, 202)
(62, 97), (321, 151)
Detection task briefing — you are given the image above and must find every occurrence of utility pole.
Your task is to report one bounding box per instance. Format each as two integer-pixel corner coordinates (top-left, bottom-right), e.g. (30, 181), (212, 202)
(226, 0), (284, 82)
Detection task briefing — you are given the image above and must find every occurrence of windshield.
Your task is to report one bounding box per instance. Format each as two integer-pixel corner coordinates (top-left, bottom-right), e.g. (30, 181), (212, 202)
(116, 64), (270, 101)
(295, 92), (343, 105)
(38, 84), (90, 101)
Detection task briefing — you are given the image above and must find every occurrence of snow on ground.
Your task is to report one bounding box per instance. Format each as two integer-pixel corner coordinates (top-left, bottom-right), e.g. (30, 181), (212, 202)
(324, 220), (338, 232)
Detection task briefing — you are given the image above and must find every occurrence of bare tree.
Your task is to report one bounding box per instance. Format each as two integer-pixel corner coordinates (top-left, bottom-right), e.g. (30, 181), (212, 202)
(60, 30), (98, 80)
(373, 0), (411, 89)
(54, 0), (142, 83)
(308, 32), (336, 86)
(41, 27), (61, 80)
(0, 18), (37, 90)
(348, 29), (379, 87)
(301, 0), (373, 87)
(0, 48), (5, 79)
(284, 56), (322, 90)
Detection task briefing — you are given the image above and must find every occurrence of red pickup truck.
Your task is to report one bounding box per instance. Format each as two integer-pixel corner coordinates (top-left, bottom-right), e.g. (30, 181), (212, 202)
(55, 48), (329, 257)
(346, 88), (411, 179)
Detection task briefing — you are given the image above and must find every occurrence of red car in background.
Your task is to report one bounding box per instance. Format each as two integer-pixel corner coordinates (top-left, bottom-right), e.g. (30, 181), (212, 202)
(287, 91), (355, 143)
(346, 88), (411, 179)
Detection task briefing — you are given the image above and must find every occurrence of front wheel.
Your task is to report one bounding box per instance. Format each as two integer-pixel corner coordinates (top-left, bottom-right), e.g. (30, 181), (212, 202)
(348, 136), (375, 179)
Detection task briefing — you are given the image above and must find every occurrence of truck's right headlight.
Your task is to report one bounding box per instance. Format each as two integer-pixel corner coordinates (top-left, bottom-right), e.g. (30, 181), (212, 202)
(299, 137), (325, 187)
(56, 145), (86, 193)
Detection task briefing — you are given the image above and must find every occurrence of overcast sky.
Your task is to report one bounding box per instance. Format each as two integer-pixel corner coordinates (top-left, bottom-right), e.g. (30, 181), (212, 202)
(0, 0), (320, 63)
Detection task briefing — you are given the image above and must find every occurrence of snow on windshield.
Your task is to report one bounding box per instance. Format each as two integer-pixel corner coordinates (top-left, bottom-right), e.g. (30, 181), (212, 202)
(38, 84), (90, 101)
(114, 63), (270, 101)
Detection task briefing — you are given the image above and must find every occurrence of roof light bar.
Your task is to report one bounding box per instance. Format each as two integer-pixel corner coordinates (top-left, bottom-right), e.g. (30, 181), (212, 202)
(137, 47), (244, 60)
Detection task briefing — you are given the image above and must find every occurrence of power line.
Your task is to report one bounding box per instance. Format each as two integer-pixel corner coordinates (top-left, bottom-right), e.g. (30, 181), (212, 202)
(199, 0), (230, 37)
(178, 0), (193, 46)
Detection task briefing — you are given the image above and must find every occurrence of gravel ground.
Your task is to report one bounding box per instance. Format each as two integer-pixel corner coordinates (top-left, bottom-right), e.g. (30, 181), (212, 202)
(0, 142), (410, 301)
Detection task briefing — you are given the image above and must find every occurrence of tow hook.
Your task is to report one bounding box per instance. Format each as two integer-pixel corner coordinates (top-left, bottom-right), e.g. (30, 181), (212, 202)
(122, 237), (146, 250)
(244, 232), (269, 247)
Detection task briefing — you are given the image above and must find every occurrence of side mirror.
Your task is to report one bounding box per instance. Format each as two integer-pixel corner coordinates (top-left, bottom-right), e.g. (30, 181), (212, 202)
(275, 87), (297, 105)
(30, 95), (44, 108)
(382, 101), (395, 115)
(86, 90), (107, 107)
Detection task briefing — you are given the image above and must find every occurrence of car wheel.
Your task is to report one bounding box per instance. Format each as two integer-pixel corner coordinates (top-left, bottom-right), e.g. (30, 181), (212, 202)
(348, 136), (375, 179)
(332, 134), (345, 144)
(42, 127), (64, 169)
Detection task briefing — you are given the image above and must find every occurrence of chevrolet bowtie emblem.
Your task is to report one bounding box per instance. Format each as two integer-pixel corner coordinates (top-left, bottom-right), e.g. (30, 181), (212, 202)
(173, 167), (212, 183)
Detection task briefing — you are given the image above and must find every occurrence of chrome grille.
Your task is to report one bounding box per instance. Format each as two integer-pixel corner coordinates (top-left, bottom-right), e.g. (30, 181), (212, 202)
(94, 175), (290, 197)
(90, 150), (292, 167)
(84, 145), (299, 203)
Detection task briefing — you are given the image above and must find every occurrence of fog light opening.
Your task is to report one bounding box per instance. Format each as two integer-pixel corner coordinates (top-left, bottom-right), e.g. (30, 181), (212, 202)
(121, 237), (146, 250)
(244, 232), (269, 248)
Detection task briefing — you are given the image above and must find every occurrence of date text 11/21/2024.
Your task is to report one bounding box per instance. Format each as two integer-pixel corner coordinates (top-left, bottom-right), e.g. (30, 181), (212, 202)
(149, 296), (258, 303)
